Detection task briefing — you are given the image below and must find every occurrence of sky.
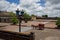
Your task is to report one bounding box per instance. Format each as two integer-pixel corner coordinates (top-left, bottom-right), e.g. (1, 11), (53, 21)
(6, 0), (19, 4)
(0, 0), (60, 17)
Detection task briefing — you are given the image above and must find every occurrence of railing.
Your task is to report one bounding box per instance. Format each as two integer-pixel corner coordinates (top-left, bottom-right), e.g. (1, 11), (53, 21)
(0, 30), (35, 40)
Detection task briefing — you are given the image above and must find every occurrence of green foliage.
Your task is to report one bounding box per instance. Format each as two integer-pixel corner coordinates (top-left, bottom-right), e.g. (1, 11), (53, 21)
(56, 18), (60, 25)
(10, 12), (18, 25)
(56, 18), (60, 28)
(42, 15), (48, 18)
(23, 13), (31, 18)
(23, 12), (31, 20)
(11, 17), (18, 25)
(31, 14), (36, 17)
(9, 12), (16, 17)
(23, 12), (31, 23)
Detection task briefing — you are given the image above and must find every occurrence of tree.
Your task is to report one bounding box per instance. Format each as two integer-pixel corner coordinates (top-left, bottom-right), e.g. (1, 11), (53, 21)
(23, 12), (30, 18)
(31, 14), (36, 17)
(42, 15), (48, 18)
(23, 12), (31, 23)
(10, 12), (18, 25)
(45, 15), (48, 18)
(9, 12), (16, 17)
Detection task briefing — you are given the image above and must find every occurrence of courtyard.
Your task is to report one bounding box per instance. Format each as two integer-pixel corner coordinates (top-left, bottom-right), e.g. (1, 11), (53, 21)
(0, 20), (57, 32)
(0, 20), (60, 40)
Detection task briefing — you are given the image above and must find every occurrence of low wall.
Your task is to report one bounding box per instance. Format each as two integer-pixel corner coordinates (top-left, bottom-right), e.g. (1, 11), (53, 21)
(0, 30), (35, 40)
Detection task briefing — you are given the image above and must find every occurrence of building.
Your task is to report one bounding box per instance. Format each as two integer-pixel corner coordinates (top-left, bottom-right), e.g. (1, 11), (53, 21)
(31, 15), (36, 21)
(0, 11), (12, 23)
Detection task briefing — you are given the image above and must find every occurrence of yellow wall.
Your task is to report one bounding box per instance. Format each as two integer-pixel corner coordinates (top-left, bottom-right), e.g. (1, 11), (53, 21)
(31, 16), (36, 20)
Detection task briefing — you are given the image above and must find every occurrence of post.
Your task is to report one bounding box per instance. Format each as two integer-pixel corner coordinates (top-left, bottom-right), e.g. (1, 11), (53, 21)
(16, 9), (24, 32)
(19, 17), (21, 32)
(16, 9), (21, 32)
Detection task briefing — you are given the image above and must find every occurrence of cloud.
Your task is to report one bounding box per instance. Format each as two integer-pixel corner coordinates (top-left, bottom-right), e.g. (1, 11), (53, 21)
(0, 0), (18, 12)
(18, 0), (45, 16)
(7, 3), (17, 12)
(0, 0), (60, 17)
(0, 0), (10, 11)
(46, 0), (60, 4)
(19, 0), (60, 17)
(0, 0), (48, 16)
(44, 0), (60, 17)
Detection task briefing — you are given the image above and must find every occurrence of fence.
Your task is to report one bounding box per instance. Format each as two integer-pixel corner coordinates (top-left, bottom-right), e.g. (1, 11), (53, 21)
(0, 30), (35, 40)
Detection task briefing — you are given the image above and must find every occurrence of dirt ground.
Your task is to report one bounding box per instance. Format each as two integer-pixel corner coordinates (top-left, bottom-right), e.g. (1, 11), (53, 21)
(0, 20), (60, 40)
(21, 21), (57, 28)
(32, 29), (60, 40)
(0, 20), (57, 31)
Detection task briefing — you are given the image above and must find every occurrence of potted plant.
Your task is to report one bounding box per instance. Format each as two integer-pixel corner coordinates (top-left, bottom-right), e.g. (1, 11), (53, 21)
(56, 18), (60, 29)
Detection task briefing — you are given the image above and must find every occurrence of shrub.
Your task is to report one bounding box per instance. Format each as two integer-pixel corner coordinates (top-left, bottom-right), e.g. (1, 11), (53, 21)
(10, 12), (18, 25)
(56, 18), (60, 25)
(11, 17), (18, 25)
(56, 18), (60, 28)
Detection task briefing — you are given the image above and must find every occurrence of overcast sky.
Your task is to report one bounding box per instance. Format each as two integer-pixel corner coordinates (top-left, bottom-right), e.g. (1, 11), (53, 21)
(0, 0), (60, 17)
